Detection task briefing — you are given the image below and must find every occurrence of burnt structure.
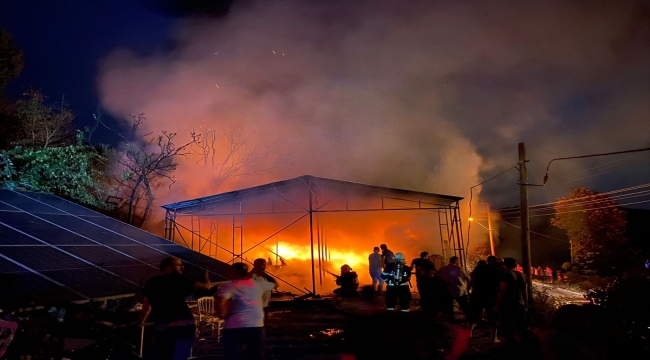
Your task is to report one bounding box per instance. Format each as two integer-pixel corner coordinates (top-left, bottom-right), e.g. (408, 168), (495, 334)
(163, 175), (465, 295)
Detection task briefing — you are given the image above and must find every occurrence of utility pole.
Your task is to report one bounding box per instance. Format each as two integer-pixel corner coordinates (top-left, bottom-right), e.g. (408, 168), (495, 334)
(518, 142), (533, 301)
(486, 202), (496, 256)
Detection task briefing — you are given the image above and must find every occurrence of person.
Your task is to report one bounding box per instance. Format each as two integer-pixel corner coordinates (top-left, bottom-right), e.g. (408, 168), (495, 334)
(333, 264), (360, 297)
(139, 256), (215, 360)
(368, 247), (384, 293)
(516, 263), (523, 273)
(217, 262), (278, 360)
(250, 258), (276, 326)
(380, 244), (395, 268)
(481, 255), (504, 343)
(436, 256), (472, 323)
(493, 257), (529, 345)
(469, 260), (495, 339)
(414, 259), (447, 316)
(545, 266), (554, 283)
(381, 252), (412, 312)
(411, 251), (436, 296)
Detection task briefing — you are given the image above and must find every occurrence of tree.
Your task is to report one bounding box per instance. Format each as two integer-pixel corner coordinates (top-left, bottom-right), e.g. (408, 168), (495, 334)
(14, 89), (75, 149)
(0, 132), (109, 207)
(0, 29), (24, 149)
(551, 187), (627, 274)
(0, 28), (24, 89)
(191, 127), (281, 193)
(110, 114), (200, 227)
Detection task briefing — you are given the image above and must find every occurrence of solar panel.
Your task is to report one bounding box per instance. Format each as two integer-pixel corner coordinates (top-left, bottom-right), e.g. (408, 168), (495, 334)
(0, 224), (43, 245)
(0, 190), (66, 214)
(104, 264), (161, 286)
(0, 190), (230, 310)
(62, 246), (145, 267)
(43, 268), (142, 299)
(18, 191), (100, 216)
(0, 246), (92, 271)
(78, 216), (176, 245)
(0, 212), (97, 245)
(0, 257), (85, 305)
(0, 202), (16, 211)
(37, 213), (140, 245)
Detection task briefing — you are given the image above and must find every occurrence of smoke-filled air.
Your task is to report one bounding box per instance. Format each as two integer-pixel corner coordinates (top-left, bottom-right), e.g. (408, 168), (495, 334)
(97, 0), (650, 291)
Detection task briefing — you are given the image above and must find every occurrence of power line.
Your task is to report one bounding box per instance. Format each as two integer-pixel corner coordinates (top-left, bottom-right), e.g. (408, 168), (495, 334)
(498, 183), (650, 213)
(499, 199), (650, 220)
(499, 219), (568, 243)
(497, 189), (650, 216)
(543, 146), (650, 185)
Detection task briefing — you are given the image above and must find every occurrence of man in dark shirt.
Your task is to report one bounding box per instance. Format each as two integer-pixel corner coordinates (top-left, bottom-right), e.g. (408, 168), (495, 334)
(493, 257), (529, 344)
(139, 256), (215, 360)
(380, 244), (395, 269)
(410, 251), (435, 296)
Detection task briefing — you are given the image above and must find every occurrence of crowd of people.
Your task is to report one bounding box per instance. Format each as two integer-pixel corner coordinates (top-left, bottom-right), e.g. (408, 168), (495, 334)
(141, 248), (534, 359)
(330, 246), (532, 346)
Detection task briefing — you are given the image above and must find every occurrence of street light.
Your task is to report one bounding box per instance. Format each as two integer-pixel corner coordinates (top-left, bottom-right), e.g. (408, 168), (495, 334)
(469, 202), (496, 256)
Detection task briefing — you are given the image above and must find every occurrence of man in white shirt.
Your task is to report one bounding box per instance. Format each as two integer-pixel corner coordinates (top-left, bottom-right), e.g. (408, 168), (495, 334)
(250, 258), (275, 325)
(217, 262), (278, 360)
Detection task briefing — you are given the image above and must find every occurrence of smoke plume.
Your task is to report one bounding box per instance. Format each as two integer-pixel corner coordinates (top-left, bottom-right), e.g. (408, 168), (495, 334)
(97, 0), (650, 270)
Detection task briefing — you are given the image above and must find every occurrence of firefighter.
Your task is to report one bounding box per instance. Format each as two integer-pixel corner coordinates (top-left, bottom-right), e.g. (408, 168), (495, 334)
(381, 252), (413, 312)
(333, 264), (360, 298)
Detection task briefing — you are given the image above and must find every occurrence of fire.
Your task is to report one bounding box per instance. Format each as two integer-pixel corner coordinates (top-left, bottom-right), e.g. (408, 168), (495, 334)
(263, 241), (367, 270)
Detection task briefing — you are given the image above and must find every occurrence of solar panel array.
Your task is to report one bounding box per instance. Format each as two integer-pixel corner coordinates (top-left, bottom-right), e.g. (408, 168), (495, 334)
(0, 190), (230, 310)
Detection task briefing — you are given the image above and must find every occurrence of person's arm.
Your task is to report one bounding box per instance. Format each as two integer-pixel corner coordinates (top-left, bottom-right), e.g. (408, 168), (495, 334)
(138, 296), (152, 327)
(262, 278), (278, 291)
(192, 270), (213, 291)
(493, 281), (507, 313)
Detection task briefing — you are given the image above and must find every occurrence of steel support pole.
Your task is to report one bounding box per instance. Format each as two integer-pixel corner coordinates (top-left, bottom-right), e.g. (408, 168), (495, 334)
(519, 142), (533, 301)
(308, 183), (317, 295)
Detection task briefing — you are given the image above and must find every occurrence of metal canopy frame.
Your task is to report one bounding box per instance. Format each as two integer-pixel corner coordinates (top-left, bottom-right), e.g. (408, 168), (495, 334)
(163, 175), (465, 295)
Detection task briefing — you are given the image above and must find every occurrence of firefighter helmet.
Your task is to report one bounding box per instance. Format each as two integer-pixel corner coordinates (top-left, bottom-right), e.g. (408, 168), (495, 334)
(395, 252), (406, 263)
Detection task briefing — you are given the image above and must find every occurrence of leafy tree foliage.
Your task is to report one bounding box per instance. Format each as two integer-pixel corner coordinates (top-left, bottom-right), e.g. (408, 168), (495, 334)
(0, 28), (24, 88)
(0, 132), (108, 207)
(551, 187), (628, 274)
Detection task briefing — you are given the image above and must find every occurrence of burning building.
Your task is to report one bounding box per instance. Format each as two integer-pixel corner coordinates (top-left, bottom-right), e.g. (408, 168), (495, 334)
(162, 175), (464, 295)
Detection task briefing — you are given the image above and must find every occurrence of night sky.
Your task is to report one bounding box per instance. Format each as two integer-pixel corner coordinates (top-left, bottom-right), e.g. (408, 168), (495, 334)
(2, 0), (650, 211)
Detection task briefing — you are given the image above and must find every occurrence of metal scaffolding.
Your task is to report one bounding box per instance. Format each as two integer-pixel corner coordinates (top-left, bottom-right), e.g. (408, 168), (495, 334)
(162, 175), (465, 296)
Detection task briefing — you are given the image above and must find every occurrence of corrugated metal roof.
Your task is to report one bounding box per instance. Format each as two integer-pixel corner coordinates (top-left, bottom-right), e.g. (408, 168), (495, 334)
(162, 175), (463, 212)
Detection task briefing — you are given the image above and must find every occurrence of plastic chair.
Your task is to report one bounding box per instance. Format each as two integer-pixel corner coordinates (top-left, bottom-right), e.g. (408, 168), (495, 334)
(196, 296), (224, 343)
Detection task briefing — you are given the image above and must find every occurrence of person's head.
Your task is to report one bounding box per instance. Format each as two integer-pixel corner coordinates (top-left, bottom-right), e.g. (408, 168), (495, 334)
(420, 251), (429, 259)
(395, 253), (406, 263)
(449, 256), (459, 266)
(476, 260), (487, 267)
(486, 255), (496, 264)
(373, 246), (380, 254)
(253, 258), (266, 274)
(228, 262), (250, 280)
(160, 256), (183, 274)
(380, 244), (387, 251)
(341, 264), (352, 274)
(504, 257), (517, 269)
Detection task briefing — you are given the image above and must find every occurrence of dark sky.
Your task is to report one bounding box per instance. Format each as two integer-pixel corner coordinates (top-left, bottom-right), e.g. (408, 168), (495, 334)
(0, 0), (178, 141)
(2, 0), (650, 211)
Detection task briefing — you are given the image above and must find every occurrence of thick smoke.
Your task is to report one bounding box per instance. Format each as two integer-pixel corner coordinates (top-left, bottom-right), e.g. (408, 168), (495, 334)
(98, 0), (650, 238)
